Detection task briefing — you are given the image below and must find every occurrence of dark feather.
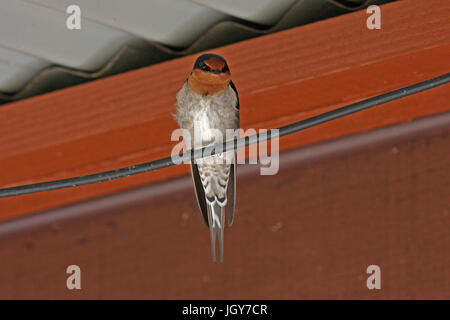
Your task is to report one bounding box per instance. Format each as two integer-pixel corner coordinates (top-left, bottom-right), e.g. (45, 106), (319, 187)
(190, 162), (209, 227)
(229, 80), (240, 110)
(228, 80), (239, 226)
(227, 152), (237, 226)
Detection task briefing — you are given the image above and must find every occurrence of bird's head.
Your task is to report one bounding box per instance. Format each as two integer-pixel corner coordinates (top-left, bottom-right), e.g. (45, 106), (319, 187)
(188, 53), (231, 96)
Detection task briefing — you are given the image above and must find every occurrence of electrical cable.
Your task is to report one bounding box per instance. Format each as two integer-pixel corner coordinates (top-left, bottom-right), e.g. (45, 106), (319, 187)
(0, 72), (448, 198)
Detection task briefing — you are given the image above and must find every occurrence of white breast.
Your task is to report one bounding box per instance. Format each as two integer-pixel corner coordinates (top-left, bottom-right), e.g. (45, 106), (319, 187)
(194, 100), (214, 144)
(175, 81), (239, 150)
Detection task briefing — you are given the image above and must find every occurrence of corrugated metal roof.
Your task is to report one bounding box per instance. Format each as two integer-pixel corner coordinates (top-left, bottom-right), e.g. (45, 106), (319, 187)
(0, 0), (394, 104)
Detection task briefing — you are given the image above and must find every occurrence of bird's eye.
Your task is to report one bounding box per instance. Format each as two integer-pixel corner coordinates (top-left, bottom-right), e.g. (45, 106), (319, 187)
(200, 64), (210, 71)
(221, 65), (229, 73)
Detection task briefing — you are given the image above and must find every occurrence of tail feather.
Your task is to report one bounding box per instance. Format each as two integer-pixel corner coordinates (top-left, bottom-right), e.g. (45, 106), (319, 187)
(217, 202), (225, 263)
(207, 201), (225, 262)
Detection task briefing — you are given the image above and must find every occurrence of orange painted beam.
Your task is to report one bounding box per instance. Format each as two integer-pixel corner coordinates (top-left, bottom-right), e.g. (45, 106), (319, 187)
(0, 0), (449, 221)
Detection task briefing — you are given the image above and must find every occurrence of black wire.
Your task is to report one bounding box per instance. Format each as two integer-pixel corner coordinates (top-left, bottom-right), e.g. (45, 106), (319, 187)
(1, 73), (449, 198)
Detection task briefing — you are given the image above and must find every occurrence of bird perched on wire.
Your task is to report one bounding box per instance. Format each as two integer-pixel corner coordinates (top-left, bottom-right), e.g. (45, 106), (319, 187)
(175, 53), (240, 262)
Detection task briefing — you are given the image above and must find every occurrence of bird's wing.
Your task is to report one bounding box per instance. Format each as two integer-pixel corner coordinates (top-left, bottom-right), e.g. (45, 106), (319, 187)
(190, 162), (209, 227)
(230, 80), (240, 110)
(228, 80), (239, 226)
(227, 152), (237, 226)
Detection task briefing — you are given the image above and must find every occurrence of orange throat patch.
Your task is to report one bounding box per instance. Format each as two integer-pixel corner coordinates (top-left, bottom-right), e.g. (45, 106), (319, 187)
(188, 69), (230, 96)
